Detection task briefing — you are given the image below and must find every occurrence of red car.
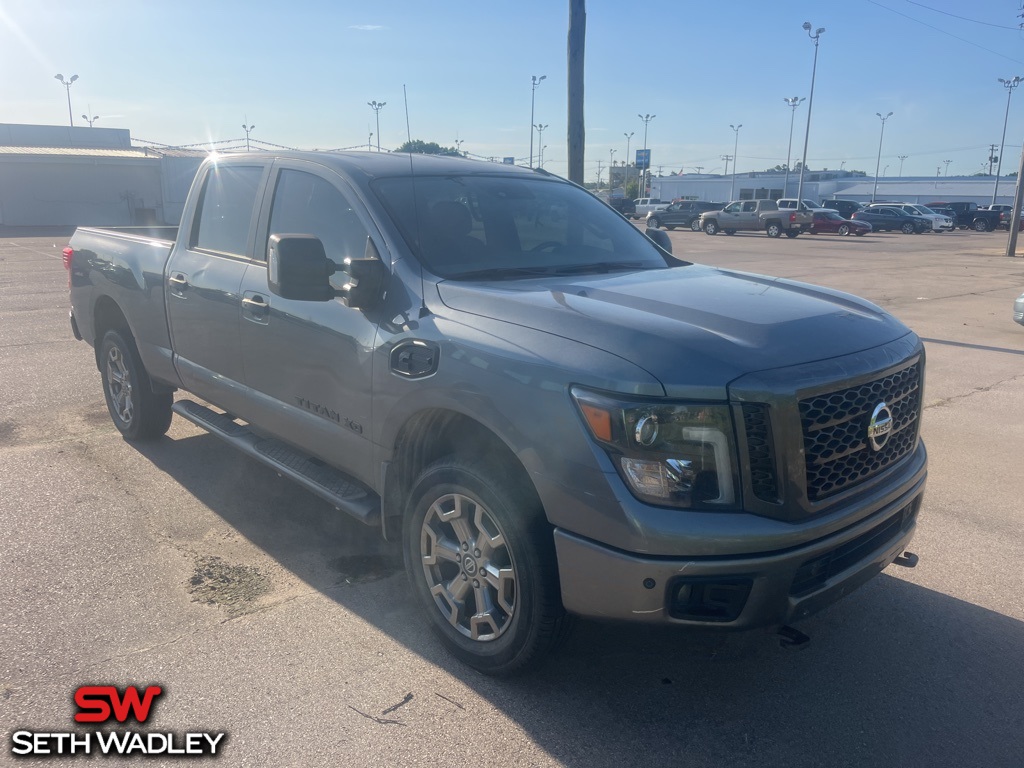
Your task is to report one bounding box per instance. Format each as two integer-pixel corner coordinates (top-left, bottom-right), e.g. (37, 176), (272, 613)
(810, 210), (872, 236)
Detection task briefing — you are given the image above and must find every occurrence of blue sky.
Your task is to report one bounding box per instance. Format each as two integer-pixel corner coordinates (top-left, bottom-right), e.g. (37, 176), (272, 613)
(3, 0), (1024, 181)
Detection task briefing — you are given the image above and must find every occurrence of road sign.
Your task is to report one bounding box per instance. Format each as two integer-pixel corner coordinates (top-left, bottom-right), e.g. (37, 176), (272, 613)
(636, 149), (651, 170)
(503, 157), (515, 165)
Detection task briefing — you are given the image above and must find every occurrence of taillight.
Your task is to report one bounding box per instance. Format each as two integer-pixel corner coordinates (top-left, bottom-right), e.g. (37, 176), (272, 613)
(789, 212), (796, 223)
(62, 247), (74, 289)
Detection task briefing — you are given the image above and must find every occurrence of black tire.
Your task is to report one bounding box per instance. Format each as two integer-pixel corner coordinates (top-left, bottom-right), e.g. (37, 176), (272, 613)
(703, 220), (719, 235)
(99, 330), (172, 441)
(648, 217), (661, 229)
(785, 230), (799, 238)
(900, 222), (915, 234)
(724, 229), (736, 235)
(855, 230), (866, 236)
(765, 222), (783, 238)
(689, 218), (702, 232)
(838, 224), (850, 236)
(973, 219), (990, 232)
(665, 225), (676, 231)
(403, 457), (570, 676)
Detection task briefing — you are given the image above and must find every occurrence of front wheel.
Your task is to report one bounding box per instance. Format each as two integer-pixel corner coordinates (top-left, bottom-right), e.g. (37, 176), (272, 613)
(689, 218), (702, 232)
(765, 222), (782, 238)
(648, 217), (661, 229)
(901, 222), (915, 234)
(403, 458), (570, 676)
(99, 330), (172, 441)
(838, 224), (850, 236)
(703, 220), (719, 235)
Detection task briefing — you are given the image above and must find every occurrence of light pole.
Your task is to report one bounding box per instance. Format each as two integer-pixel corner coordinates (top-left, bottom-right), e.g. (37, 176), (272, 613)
(534, 123), (548, 167)
(993, 76), (1022, 204)
(455, 138), (464, 156)
(898, 154), (908, 176)
(368, 100), (386, 152)
(729, 123), (742, 200)
(541, 145), (548, 168)
(783, 96), (805, 197)
(81, 104), (99, 127)
(796, 23), (825, 208)
(242, 119), (255, 151)
(623, 131), (634, 193)
(54, 73), (79, 127)
(368, 131), (373, 151)
(872, 111), (893, 202)
(529, 74), (546, 168)
(944, 159), (952, 176)
(638, 114), (655, 195)
(721, 154), (732, 177)
(609, 148), (616, 188)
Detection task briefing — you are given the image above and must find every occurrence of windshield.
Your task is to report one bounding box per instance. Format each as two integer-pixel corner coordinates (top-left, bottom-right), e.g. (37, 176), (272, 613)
(912, 205), (937, 215)
(373, 174), (669, 279)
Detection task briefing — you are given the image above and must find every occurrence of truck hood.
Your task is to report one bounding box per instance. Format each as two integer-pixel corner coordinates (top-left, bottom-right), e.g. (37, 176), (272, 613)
(436, 265), (910, 397)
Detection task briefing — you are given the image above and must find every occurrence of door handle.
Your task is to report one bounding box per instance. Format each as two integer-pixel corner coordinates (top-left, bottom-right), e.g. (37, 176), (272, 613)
(242, 295), (268, 312)
(168, 274), (189, 289)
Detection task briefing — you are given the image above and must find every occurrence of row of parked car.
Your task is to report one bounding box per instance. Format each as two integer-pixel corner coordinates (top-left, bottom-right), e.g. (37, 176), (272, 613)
(643, 197), (1013, 236)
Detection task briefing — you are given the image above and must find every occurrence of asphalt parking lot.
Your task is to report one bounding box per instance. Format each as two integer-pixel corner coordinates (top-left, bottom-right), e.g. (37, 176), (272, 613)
(2, 227), (1023, 767)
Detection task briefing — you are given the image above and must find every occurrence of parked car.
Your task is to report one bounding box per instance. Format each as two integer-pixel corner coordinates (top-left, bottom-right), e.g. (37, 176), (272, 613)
(699, 199), (813, 237)
(871, 203), (953, 232)
(924, 202), (1000, 232)
(64, 150), (926, 675)
(852, 206), (931, 233)
(631, 198), (669, 220)
(647, 200), (725, 231)
(809, 210), (872, 236)
(999, 209), (1024, 231)
(822, 200), (865, 219)
(1016, 292), (1024, 325)
(607, 197), (636, 217)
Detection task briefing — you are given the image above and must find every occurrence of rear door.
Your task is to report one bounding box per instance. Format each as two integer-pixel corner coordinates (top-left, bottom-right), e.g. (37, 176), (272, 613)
(236, 161), (385, 486)
(166, 160), (268, 409)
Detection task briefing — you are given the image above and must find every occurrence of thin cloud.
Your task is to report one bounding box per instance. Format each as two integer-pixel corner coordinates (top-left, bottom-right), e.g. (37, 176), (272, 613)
(349, 24), (385, 31)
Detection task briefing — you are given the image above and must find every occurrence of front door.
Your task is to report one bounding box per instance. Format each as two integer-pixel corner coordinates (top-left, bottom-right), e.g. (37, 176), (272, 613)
(237, 163), (384, 487)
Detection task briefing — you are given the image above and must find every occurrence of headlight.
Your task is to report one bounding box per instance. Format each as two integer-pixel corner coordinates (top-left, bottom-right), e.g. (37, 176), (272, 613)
(571, 387), (740, 510)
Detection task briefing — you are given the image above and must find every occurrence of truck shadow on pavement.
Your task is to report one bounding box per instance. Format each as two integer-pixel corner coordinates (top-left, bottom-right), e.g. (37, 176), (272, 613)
(136, 431), (1024, 768)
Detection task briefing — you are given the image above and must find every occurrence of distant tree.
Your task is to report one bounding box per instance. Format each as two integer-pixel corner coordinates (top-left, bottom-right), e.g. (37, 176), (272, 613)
(395, 139), (462, 156)
(625, 179), (639, 199)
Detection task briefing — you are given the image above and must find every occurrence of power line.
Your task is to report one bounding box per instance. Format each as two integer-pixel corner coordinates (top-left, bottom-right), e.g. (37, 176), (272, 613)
(903, 0), (1020, 30)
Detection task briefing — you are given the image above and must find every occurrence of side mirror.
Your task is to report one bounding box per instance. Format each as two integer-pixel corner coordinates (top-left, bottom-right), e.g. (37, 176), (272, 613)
(645, 227), (672, 254)
(340, 237), (388, 310)
(268, 234), (335, 301)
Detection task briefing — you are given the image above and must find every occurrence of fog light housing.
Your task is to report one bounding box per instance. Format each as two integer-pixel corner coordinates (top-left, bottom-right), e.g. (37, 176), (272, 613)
(668, 578), (753, 622)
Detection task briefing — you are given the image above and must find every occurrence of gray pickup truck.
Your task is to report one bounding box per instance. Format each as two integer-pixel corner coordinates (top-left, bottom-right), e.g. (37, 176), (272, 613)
(700, 199), (813, 238)
(66, 152), (926, 675)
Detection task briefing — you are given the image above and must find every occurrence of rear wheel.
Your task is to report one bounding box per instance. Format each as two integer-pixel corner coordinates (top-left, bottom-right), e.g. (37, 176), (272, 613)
(785, 230), (799, 238)
(648, 217), (661, 229)
(99, 330), (172, 441)
(838, 224), (850, 236)
(973, 219), (990, 232)
(403, 458), (570, 676)
(703, 220), (719, 235)
(689, 218), (702, 232)
(766, 222), (782, 238)
(724, 229), (736, 235)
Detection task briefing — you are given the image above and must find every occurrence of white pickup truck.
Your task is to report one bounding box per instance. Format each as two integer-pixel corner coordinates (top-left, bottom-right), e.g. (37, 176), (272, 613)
(631, 197), (669, 220)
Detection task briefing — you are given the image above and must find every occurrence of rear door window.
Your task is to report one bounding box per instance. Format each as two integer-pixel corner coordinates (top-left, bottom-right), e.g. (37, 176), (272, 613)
(192, 165), (263, 256)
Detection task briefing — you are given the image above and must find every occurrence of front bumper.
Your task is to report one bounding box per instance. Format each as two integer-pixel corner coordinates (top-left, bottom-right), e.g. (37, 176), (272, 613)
(554, 483), (924, 629)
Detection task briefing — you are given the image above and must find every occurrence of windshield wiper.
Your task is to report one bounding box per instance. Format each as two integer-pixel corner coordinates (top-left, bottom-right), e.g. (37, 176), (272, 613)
(451, 266), (556, 281)
(545, 261), (660, 275)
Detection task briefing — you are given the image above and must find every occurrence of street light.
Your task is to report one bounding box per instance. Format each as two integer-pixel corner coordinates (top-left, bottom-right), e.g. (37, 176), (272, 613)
(81, 104), (99, 127)
(638, 114), (655, 195)
(541, 145), (548, 168)
(609, 148), (616, 188)
(872, 111), (893, 202)
(796, 23), (825, 208)
(242, 119), (255, 151)
(623, 131), (634, 193)
(534, 123), (548, 167)
(54, 73), (79, 128)
(898, 154), (908, 176)
(529, 74), (546, 168)
(729, 123), (742, 200)
(993, 76), (1022, 204)
(783, 97), (805, 197)
(455, 138), (464, 156)
(368, 100), (386, 152)
(944, 159), (952, 176)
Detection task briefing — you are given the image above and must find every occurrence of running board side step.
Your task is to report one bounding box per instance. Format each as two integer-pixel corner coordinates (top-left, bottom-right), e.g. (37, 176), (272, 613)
(172, 400), (380, 526)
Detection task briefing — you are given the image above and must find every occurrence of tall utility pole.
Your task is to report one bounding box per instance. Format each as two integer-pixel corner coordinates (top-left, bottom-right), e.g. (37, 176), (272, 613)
(729, 124), (742, 200)
(721, 154), (733, 177)
(529, 74), (547, 168)
(796, 23), (825, 209)
(368, 100), (386, 152)
(871, 111), (893, 202)
(609, 148), (616, 187)
(783, 96), (805, 198)
(989, 143), (999, 175)
(54, 73), (79, 127)
(596, 159), (603, 187)
(623, 131), (634, 192)
(898, 154), (908, 176)
(944, 159), (952, 176)
(567, 0), (585, 184)
(993, 76), (1022, 204)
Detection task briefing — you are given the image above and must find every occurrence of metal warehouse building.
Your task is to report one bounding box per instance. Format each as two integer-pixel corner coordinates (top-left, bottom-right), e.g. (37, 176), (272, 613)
(0, 124), (204, 228)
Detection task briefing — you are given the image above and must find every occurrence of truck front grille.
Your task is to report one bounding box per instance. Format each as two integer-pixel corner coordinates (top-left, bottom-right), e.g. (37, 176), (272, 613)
(799, 361), (921, 501)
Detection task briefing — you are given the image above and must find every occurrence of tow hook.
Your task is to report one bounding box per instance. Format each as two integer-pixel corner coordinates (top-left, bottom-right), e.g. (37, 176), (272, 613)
(893, 551), (919, 568)
(777, 625), (811, 650)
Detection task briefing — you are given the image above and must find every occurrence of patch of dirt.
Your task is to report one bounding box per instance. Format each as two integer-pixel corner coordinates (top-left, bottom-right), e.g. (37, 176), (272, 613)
(187, 555), (271, 617)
